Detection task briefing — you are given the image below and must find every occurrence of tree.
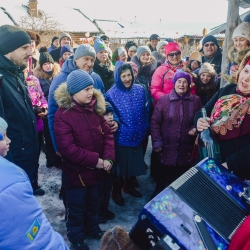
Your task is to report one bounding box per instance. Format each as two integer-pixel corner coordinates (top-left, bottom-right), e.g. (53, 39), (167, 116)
(19, 9), (64, 47)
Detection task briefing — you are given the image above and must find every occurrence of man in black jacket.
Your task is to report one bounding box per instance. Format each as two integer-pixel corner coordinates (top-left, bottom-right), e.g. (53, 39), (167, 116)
(0, 25), (42, 195)
(49, 32), (72, 63)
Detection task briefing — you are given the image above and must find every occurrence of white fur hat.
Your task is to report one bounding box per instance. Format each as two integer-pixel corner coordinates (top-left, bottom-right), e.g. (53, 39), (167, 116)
(232, 22), (250, 42)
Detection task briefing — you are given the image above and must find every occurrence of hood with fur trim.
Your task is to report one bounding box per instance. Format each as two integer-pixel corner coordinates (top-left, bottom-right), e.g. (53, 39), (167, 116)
(228, 45), (250, 65)
(54, 82), (106, 115)
(33, 63), (60, 79)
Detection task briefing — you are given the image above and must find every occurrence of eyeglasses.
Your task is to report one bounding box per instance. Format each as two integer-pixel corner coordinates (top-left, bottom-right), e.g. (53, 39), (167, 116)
(204, 42), (215, 47)
(168, 51), (181, 57)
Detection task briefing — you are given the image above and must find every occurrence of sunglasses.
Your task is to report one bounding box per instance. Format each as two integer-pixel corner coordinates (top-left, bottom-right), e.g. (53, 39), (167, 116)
(204, 42), (215, 47)
(168, 51), (181, 57)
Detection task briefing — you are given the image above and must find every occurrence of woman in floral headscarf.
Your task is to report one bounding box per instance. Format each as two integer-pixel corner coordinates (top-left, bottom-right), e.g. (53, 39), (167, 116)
(195, 51), (250, 180)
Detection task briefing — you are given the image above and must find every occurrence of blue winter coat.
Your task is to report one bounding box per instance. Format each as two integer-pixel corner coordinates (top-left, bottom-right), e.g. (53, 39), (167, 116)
(0, 156), (68, 249)
(106, 61), (149, 148)
(48, 56), (105, 152)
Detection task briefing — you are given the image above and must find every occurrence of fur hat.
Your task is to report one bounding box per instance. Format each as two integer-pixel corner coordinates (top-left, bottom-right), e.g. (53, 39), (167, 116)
(150, 34), (160, 41)
(172, 70), (191, 85)
(26, 30), (41, 46)
(165, 42), (181, 56)
(100, 226), (140, 250)
(39, 52), (54, 67)
(199, 63), (216, 77)
(67, 69), (94, 95)
(156, 41), (168, 52)
(232, 22), (250, 42)
(137, 46), (151, 59)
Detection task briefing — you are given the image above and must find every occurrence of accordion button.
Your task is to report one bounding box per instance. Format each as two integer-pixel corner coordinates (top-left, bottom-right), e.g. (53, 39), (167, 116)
(194, 215), (201, 222)
(226, 185), (232, 191)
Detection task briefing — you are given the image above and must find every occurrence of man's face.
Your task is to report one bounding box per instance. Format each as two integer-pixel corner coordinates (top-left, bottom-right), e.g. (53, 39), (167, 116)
(5, 43), (32, 68)
(75, 56), (95, 72)
(203, 41), (218, 58)
(60, 36), (71, 46)
(150, 39), (158, 49)
(53, 39), (60, 48)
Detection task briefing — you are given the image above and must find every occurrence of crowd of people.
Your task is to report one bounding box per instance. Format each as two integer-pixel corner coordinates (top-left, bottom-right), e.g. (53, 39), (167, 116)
(1, 19), (250, 249)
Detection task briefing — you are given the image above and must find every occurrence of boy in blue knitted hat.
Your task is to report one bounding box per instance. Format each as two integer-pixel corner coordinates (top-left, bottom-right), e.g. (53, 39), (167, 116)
(54, 70), (115, 250)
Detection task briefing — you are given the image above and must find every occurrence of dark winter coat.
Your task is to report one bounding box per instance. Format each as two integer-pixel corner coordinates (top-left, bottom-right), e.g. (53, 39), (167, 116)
(93, 58), (114, 91)
(106, 62), (149, 148)
(151, 89), (202, 166)
(48, 57), (105, 152)
(131, 55), (157, 93)
(49, 46), (62, 63)
(194, 84), (250, 180)
(33, 63), (61, 100)
(0, 54), (38, 182)
(54, 83), (115, 188)
(201, 49), (222, 75)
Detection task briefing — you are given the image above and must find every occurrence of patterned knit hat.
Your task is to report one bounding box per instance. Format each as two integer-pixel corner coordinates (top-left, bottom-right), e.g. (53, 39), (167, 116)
(39, 52), (54, 67)
(199, 63), (216, 77)
(0, 117), (8, 140)
(60, 45), (74, 57)
(67, 69), (94, 95)
(172, 70), (191, 85)
(94, 38), (107, 54)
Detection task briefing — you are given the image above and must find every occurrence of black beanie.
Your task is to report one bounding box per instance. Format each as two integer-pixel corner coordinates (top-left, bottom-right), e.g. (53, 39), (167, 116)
(202, 35), (220, 49)
(52, 36), (59, 43)
(150, 34), (160, 41)
(0, 25), (31, 55)
(39, 52), (54, 67)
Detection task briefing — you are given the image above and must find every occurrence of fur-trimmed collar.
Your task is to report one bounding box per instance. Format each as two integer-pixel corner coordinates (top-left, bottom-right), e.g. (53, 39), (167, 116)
(131, 55), (157, 75)
(152, 51), (166, 65)
(54, 82), (106, 115)
(228, 46), (250, 64)
(33, 63), (60, 79)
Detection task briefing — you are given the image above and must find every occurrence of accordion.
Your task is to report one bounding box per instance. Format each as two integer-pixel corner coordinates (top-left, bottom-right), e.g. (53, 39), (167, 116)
(130, 158), (250, 250)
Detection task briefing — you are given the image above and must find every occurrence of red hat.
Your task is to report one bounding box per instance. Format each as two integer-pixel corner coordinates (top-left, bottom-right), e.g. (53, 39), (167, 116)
(165, 42), (181, 56)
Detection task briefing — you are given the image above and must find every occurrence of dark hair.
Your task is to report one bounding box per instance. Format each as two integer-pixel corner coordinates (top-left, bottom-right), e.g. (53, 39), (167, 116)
(39, 46), (48, 53)
(194, 76), (217, 101)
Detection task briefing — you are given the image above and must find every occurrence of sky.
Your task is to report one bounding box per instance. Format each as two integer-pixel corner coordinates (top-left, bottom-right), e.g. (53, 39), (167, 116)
(1, 0), (250, 37)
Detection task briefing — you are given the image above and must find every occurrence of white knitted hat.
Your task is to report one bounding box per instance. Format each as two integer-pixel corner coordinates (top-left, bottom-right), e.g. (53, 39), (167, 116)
(232, 22), (250, 42)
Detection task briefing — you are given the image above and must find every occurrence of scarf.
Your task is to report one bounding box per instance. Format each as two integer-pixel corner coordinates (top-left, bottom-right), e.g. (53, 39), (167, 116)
(210, 90), (250, 136)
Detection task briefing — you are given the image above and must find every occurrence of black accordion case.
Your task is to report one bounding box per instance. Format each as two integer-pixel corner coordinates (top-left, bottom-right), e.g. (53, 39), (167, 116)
(130, 158), (250, 250)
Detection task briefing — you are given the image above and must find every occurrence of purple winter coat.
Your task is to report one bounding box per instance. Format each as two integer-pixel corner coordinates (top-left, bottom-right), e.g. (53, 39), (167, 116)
(151, 89), (202, 166)
(54, 83), (115, 188)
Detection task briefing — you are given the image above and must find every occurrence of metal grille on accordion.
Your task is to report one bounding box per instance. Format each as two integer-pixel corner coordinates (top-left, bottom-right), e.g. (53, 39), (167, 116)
(130, 158), (250, 250)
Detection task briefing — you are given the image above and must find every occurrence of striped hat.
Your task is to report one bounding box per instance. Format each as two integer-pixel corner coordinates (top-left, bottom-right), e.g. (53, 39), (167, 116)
(67, 69), (94, 95)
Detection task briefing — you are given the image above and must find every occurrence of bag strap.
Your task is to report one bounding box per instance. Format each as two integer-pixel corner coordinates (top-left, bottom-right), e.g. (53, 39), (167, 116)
(161, 69), (171, 90)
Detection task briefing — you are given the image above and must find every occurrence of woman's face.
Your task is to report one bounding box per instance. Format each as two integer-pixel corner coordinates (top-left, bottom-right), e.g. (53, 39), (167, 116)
(167, 50), (181, 66)
(159, 45), (166, 55)
(128, 49), (137, 58)
(234, 37), (249, 52)
(120, 69), (133, 88)
(191, 61), (199, 70)
(140, 52), (151, 65)
(174, 78), (189, 96)
(42, 62), (53, 72)
(119, 52), (128, 62)
(62, 52), (72, 61)
(96, 50), (108, 63)
(200, 73), (212, 84)
(238, 65), (250, 94)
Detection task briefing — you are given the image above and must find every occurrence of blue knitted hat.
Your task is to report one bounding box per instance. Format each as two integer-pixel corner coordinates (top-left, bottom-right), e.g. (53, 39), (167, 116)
(67, 69), (94, 95)
(94, 38), (107, 54)
(104, 102), (114, 115)
(60, 45), (74, 57)
(172, 70), (191, 85)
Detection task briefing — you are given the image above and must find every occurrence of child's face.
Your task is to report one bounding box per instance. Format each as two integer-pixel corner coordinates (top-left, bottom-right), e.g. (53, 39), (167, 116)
(63, 52), (72, 61)
(73, 86), (94, 104)
(0, 132), (11, 157)
(104, 112), (114, 126)
(200, 73), (212, 84)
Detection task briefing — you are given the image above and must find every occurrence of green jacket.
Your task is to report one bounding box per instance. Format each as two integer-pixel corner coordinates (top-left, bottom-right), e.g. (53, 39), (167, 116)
(0, 54), (39, 183)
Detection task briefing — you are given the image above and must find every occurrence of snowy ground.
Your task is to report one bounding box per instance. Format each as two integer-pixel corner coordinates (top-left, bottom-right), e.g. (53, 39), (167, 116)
(37, 139), (154, 249)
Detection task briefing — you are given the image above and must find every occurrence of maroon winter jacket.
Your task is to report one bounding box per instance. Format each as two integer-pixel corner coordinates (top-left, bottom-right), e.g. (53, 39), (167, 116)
(54, 83), (115, 187)
(151, 89), (202, 166)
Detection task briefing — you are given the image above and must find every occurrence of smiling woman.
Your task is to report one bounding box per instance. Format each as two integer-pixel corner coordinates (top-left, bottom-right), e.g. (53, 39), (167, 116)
(195, 51), (250, 180)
